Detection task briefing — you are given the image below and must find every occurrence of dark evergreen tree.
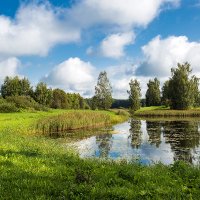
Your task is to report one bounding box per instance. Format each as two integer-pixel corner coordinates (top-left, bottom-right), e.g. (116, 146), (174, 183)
(127, 79), (141, 112)
(94, 71), (112, 110)
(146, 78), (161, 106)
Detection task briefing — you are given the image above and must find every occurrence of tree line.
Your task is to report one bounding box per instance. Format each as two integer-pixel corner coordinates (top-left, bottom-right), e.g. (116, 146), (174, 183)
(0, 62), (199, 112)
(90, 62), (200, 111)
(128, 62), (200, 111)
(0, 77), (89, 112)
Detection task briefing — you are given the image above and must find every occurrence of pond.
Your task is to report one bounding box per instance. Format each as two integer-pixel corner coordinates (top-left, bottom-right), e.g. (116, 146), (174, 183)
(70, 118), (200, 165)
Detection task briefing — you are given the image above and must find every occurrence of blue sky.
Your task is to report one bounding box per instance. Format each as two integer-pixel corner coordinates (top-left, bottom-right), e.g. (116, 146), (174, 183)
(0, 0), (200, 98)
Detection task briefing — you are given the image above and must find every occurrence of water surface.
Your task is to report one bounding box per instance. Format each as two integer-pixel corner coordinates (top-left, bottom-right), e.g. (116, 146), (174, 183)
(71, 118), (200, 165)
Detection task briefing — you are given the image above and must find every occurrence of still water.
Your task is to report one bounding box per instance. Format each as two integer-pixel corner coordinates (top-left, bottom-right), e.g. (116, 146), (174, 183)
(71, 118), (200, 165)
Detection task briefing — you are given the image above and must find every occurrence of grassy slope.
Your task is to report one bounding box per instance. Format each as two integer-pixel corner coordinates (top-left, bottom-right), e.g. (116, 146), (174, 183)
(0, 109), (200, 199)
(135, 106), (200, 117)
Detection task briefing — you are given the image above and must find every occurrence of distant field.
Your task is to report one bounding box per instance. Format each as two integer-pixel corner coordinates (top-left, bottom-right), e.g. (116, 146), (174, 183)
(134, 106), (200, 117)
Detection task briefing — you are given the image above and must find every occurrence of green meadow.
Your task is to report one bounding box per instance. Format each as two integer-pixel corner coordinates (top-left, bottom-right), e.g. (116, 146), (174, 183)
(0, 109), (200, 199)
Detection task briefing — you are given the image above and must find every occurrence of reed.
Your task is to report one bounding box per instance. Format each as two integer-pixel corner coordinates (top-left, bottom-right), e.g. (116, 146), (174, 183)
(134, 107), (200, 117)
(36, 110), (127, 136)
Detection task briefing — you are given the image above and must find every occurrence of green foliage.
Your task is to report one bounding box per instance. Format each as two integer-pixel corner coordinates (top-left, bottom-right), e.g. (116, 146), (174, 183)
(51, 89), (69, 109)
(65, 93), (88, 109)
(191, 76), (200, 107)
(169, 62), (199, 110)
(0, 76), (88, 111)
(6, 95), (48, 111)
(128, 79), (141, 112)
(162, 80), (171, 107)
(88, 96), (98, 110)
(94, 71), (113, 110)
(111, 99), (130, 109)
(34, 82), (53, 106)
(6, 95), (35, 109)
(0, 101), (19, 113)
(1, 76), (32, 98)
(146, 78), (161, 106)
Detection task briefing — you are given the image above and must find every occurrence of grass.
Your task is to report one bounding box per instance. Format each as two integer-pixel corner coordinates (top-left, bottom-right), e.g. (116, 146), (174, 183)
(0, 109), (200, 199)
(0, 109), (67, 128)
(36, 110), (128, 136)
(0, 129), (200, 199)
(135, 106), (200, 117)
(0, 109), (128, 133)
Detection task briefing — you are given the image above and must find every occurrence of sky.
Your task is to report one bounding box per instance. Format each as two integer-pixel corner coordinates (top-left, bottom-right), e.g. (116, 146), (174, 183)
(0, 0), (200, 98)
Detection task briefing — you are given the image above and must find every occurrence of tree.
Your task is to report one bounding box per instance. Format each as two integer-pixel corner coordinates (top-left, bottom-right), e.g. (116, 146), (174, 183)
(127, 79), (141, 112)
(94, 71), (112, 110)
(168, 62), (199, 109)
(51, 89), (69, 109)
(191, 76), (200, 107)
(1, 76), (32, 98)
(162, 80), (171, 107)
(146, 78), (161, 106)
(34, 82), (53, 106)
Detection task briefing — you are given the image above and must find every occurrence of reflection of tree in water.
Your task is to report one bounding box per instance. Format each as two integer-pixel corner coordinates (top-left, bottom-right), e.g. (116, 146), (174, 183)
(129, 118), (142, 149)
(162, 121), (200, 164)
(146, 121), (162, 147)
(96, 134), (113, 158)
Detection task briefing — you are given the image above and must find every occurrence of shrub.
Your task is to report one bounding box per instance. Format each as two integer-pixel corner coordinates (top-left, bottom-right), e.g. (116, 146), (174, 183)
(0, 102), (19, 113)
(6, 96), (49, 111)
(6, 96), (35, 109)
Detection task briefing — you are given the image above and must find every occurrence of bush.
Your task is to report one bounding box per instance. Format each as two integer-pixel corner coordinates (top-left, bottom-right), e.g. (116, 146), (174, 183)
(0, 97), (6, 104)
(6, 96), (35, 109)
(6, 96), (49, 111)
(0, 102), (19, 113)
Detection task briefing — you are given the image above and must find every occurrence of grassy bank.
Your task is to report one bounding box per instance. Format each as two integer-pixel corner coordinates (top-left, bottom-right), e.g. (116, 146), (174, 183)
(134, 106), (200, 117)
(1, 109), (200, 199)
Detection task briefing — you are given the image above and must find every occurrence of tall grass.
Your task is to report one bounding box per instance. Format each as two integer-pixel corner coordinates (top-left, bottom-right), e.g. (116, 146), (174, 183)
(36, 110), (128, 136)
(135, 106), (200, 117)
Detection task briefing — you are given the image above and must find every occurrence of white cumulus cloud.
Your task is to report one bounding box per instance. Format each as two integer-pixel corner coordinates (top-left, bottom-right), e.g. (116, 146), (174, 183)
(0, 57), (20, 82)
(0, 0), (180, 58)
(42, 57), (96, 96)
(136, 35), (200, 77)
(69, 0), (180, 29)
(74, 0), (180, 58)
(0, 3), (80, 57)
(100, 32), (134, 59)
